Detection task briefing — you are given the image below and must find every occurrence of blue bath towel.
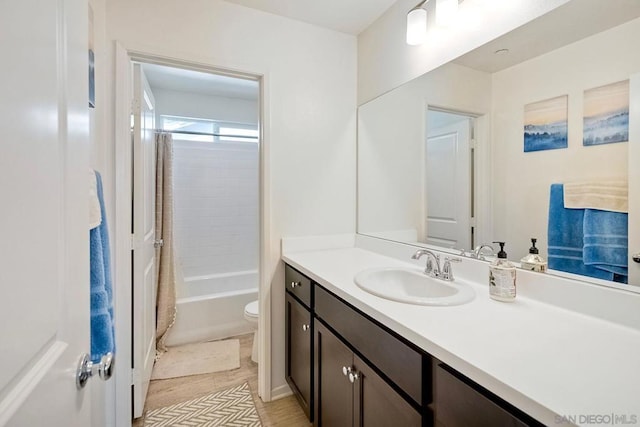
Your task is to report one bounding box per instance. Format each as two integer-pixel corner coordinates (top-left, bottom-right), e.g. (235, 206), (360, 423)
(547, 184), (613, 281)
(583, 208), (628, 281)
(90, 171), (115, 362)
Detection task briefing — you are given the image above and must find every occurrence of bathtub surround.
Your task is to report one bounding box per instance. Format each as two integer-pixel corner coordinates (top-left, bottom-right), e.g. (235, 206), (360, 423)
(154, 132), (177, 355)
(165, 136), (259, 347)
(164, 271), (258, 347)
(173, 140), (259, 280)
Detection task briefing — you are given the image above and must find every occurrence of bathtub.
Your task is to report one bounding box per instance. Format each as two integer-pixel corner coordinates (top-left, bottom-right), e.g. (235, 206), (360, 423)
(164, 270), (259, 347)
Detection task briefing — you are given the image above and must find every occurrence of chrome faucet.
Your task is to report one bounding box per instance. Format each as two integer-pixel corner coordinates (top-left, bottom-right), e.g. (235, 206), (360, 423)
(440, 257), (462, 281)
(411, 249), (441, 277)
(411, 249), (461, 282)
(473, 243), (494, 260)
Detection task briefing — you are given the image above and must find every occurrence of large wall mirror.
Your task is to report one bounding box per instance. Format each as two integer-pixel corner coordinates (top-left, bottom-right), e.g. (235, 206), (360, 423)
(357, 0), (640, 288)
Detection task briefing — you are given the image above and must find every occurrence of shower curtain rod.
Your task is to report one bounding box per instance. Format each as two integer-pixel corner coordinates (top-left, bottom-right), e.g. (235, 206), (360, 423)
(153, 129), (257, 140)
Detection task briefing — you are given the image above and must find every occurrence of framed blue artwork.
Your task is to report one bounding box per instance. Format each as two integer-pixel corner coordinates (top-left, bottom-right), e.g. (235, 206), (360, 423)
(524, 95), (568, 152)
(583, 80), (629, 146)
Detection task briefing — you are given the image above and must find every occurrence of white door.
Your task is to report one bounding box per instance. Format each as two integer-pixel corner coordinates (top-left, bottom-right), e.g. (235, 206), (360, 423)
(628, 73), (640, 286)
(0, 0), (91, 426)
(132, 64), (157, 418)
(425, 113), (473, 249)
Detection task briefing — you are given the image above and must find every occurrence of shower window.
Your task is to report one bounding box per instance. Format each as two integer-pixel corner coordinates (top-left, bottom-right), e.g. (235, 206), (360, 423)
(160, 115), (258, 143)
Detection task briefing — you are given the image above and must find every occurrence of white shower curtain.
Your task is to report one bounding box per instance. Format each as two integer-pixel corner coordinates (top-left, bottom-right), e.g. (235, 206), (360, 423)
(155, 132), (176, 356)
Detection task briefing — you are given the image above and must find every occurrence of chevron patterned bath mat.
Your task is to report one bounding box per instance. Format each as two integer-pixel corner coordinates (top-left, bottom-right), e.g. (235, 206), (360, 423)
(144, 383), (261, 427)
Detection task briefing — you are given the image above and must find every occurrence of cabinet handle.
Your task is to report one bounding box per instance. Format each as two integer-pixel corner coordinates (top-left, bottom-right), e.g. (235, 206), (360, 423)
(633, 253), (640, 263)
(290, 281), (301, 288)
(342, 366), (353, 377)
(348, 371), (360, 383)
(302, 324), (309, 332)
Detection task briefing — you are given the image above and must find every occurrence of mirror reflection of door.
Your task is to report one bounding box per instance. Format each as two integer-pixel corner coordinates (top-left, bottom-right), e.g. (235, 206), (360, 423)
(425, 109), (474, 249)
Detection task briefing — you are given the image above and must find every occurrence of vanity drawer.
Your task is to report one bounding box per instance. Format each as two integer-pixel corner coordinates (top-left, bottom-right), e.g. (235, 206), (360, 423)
(315, 285), (422, 405)
(285, 264), (312, 308)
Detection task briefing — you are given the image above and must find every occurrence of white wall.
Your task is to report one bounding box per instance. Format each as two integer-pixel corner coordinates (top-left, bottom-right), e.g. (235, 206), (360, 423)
(103, 0), (357, 402)
(357, 0), (570, 104)
(358, 62), (491, 240)
(492, 18), (639, 260)
(173, 140), (259, 282)
(153, 88), (259, 125)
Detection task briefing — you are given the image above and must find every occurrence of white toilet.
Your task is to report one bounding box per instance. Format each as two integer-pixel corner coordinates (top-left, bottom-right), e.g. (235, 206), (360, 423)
(244, 300), (259, 363)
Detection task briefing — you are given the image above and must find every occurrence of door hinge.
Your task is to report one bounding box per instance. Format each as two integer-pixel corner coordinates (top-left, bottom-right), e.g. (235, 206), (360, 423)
(470, 139), (477, 149)
(130, 234), (136, 250)
(470, 217), (477, 227)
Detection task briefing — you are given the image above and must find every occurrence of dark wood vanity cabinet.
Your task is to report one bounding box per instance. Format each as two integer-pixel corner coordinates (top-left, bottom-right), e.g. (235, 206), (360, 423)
(285, 265), (313, 420)
(314, 320), (422, 427)
(434, 364), (540, 427)
(284, 263), (542, 427)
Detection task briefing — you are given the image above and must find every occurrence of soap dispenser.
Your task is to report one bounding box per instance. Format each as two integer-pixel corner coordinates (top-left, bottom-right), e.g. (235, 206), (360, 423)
(520, 238), (547, 273)
(489, 241), (516, 302)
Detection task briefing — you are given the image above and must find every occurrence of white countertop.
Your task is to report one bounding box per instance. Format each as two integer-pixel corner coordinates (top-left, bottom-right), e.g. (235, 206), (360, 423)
(282, 246), (640, 427)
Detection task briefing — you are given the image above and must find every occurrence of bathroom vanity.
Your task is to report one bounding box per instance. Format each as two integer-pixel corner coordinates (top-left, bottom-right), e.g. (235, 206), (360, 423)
(283, 236), (640, 427)
(286, 263), (539, 426)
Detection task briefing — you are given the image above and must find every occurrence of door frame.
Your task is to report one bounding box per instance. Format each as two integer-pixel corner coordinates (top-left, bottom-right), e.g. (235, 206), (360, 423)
(424, 105), (492, 251)
(113, 42), (271, 426)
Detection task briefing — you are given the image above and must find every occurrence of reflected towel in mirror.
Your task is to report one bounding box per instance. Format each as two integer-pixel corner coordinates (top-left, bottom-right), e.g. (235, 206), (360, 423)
(583, 208), (628, 282)
(563, 179), (628, 213)
(547, 184), (613, 281)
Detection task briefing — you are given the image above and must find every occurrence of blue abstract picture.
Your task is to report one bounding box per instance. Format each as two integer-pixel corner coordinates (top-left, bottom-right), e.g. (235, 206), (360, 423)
(583, 80), (629, 146)
(524, 95), (568, 152)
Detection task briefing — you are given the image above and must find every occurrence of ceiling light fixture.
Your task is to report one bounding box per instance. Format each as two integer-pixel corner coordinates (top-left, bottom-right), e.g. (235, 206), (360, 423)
(407, 0), (462, 45)
(406, 0), (428, 46)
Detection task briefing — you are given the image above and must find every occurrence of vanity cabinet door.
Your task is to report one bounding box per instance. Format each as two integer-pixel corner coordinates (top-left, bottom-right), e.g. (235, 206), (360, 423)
(286, 292), (313, 420)
(353, 353), (422, 427)
(314, 320), (354, 427)
(434, 364), (531, 427)
(315, 320), (422, 427)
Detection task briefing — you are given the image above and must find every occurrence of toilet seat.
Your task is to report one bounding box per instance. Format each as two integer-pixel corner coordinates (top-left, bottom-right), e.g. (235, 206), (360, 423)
(244, 300), (259, 319)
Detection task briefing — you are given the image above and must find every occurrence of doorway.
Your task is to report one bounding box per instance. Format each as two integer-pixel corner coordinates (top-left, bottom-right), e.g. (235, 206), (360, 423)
(113, 48), (267, 425)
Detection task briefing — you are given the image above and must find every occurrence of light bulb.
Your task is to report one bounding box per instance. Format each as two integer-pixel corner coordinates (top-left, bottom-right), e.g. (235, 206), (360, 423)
(436, 0), (458, 26)
(406, 7), (427, 45)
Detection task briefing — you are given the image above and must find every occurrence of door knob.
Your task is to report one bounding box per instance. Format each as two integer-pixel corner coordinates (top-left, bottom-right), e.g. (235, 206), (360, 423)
(76, 352), (114, 389)
(302, 324), (310, 332)
(633, 253), (640, 263)
(348, 371), (360, 383)
(290, 281), (300, 288)
(342, 366), (353, 376)
(154, 239), (164, 248)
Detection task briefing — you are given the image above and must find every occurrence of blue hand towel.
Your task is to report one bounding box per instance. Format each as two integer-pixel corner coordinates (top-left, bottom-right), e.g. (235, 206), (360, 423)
(583, 208), (628, 281)
(547, 184), (612, 281)
(90, 171), (115, 362)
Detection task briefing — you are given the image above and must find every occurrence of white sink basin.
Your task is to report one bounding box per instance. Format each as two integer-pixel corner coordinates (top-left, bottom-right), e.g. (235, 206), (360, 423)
(354, 267), (475, 306)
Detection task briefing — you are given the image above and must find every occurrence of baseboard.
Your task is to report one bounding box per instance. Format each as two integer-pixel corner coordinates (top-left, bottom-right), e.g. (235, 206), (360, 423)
(270, 383), (293, 400)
